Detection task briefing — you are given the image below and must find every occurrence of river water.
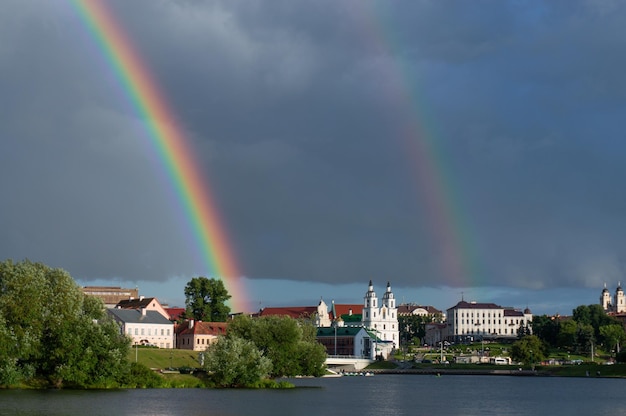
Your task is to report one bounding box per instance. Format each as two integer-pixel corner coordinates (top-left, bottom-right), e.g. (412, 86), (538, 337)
(1, 374), (624, 416)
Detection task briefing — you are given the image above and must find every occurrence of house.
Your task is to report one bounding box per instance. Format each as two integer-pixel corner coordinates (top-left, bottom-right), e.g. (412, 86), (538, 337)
(107, 307), (175, 348)
(175, 320), (228, 351)
(115, 296), (170, 320)
(445, 300), (532, 342)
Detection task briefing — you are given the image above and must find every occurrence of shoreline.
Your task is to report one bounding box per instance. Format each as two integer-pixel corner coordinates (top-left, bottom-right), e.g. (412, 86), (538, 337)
(367, 368), (540, 376)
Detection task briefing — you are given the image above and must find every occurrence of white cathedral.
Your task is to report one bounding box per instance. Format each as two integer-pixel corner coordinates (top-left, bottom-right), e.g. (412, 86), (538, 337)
(314, 280), (400, 350)
(362, 280), (399, 348)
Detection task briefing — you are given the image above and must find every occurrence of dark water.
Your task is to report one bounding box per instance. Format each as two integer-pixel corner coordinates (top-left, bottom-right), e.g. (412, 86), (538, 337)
(1, 375), (624, 416)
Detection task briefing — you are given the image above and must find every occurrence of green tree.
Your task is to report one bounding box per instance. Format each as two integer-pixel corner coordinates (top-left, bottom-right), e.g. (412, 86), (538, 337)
(184, 277), (232, 322)
(510, 335), (547, 367)
(203, 335), (272, 387)
(599, 324), (626, 356)
(0, 259), (131, 387)
(228, 315), (327, 377)
(576, 323), (595, 354)
(398, 314), (427, 345)
(557, 320), (578, 351)
(531, 315), (560, 347)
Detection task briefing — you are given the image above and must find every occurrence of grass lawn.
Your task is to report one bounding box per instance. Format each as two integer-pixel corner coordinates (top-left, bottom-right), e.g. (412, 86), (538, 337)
(129, 347), (201, 369)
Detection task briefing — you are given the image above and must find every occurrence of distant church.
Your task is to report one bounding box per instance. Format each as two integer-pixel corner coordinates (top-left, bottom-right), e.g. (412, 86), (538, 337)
(601, 283), (626, 314)
(362, 280), (399, 348)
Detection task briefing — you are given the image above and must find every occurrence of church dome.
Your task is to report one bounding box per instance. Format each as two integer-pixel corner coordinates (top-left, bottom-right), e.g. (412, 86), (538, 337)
(524, 307), (531, 314)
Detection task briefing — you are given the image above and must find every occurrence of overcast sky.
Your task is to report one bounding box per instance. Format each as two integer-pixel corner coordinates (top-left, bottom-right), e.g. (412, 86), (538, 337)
(2, 0), (625, 315)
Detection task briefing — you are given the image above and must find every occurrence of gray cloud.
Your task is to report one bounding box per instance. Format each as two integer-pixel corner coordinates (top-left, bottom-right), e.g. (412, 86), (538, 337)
(2, 0), (626, 302)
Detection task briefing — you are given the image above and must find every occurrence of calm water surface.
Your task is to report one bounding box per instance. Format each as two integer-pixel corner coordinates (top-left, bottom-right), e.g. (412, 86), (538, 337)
(1, 375), (624, 416)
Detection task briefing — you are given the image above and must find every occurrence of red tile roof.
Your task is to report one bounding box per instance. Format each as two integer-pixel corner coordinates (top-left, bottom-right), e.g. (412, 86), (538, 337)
(165, 307), (185, 321)
(176, 320), (228, 336)
(331, 304), (363, 320)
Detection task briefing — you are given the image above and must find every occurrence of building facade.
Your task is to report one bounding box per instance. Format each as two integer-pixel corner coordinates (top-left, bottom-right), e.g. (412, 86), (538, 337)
(175, 320), (227, 351)
(107, 307), (175, 348)
(362, 280), (399, 348)
(82, 286), (138, 308)
(446, 300), (532, 342)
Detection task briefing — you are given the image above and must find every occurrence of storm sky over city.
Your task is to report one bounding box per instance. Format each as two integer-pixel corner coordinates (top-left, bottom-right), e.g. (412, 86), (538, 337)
(2, 0), (626, 314)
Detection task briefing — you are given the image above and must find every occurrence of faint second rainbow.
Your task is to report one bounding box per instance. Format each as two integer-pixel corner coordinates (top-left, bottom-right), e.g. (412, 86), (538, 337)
(71, 0), (248, 311)
(355, 4), (481, 287)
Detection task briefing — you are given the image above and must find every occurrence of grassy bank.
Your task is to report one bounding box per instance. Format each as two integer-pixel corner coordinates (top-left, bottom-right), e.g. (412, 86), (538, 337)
(128, 347), (201, 370)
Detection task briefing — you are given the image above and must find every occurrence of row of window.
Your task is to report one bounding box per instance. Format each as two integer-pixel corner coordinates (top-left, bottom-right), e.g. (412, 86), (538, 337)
(458, 318), (521, 325)
(364, 311), (396, 319)
(455, 328), (520, 335)
(127, 327), (171, 336)
(458, 311), (502, 318)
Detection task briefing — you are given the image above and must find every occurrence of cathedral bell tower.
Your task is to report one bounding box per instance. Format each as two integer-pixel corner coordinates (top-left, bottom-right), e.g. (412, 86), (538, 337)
(362, 280), (378, 330)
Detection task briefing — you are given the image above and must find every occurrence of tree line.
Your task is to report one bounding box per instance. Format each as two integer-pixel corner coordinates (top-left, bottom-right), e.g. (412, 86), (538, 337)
(0, 259), (132, 388)
(511, 304), (626, 364)
(0, 260), (326, 388)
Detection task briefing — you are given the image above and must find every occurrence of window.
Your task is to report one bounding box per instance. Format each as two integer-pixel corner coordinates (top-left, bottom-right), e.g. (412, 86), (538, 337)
(135, 328), (138, 335)
(141, 328), (145, 335)
(167, 329), (171, 336)
(161, 329), (164, 336)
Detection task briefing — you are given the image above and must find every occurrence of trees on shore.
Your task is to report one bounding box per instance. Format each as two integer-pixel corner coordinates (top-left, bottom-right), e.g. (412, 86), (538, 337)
(517, 304), (626, 363)
(202, 315), (327, 387)
(0, 259), (131, 388)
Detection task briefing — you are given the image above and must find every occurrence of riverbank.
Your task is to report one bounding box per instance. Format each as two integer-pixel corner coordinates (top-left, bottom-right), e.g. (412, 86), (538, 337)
(365, 363), (626, 378)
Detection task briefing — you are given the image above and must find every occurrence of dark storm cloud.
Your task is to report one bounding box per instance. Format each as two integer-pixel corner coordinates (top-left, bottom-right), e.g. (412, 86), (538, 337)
(2, 0), (626, 295)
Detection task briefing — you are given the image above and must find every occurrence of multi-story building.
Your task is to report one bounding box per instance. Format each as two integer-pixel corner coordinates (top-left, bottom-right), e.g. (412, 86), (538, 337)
(107, 307), (175, 348)
(175, 320), (228, 351)
(445, 300), (532, 342)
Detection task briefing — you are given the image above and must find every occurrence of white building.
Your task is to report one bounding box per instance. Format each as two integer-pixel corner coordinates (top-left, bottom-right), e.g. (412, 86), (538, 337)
(362, 280), (399, 349)
(107, 307), (175, 348)
(601, 283), (626, 314)
(445, 300), (532, 342)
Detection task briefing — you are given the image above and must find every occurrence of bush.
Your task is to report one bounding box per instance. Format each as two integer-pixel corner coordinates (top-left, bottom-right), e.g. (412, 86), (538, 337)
(122, 362), (165, 388)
